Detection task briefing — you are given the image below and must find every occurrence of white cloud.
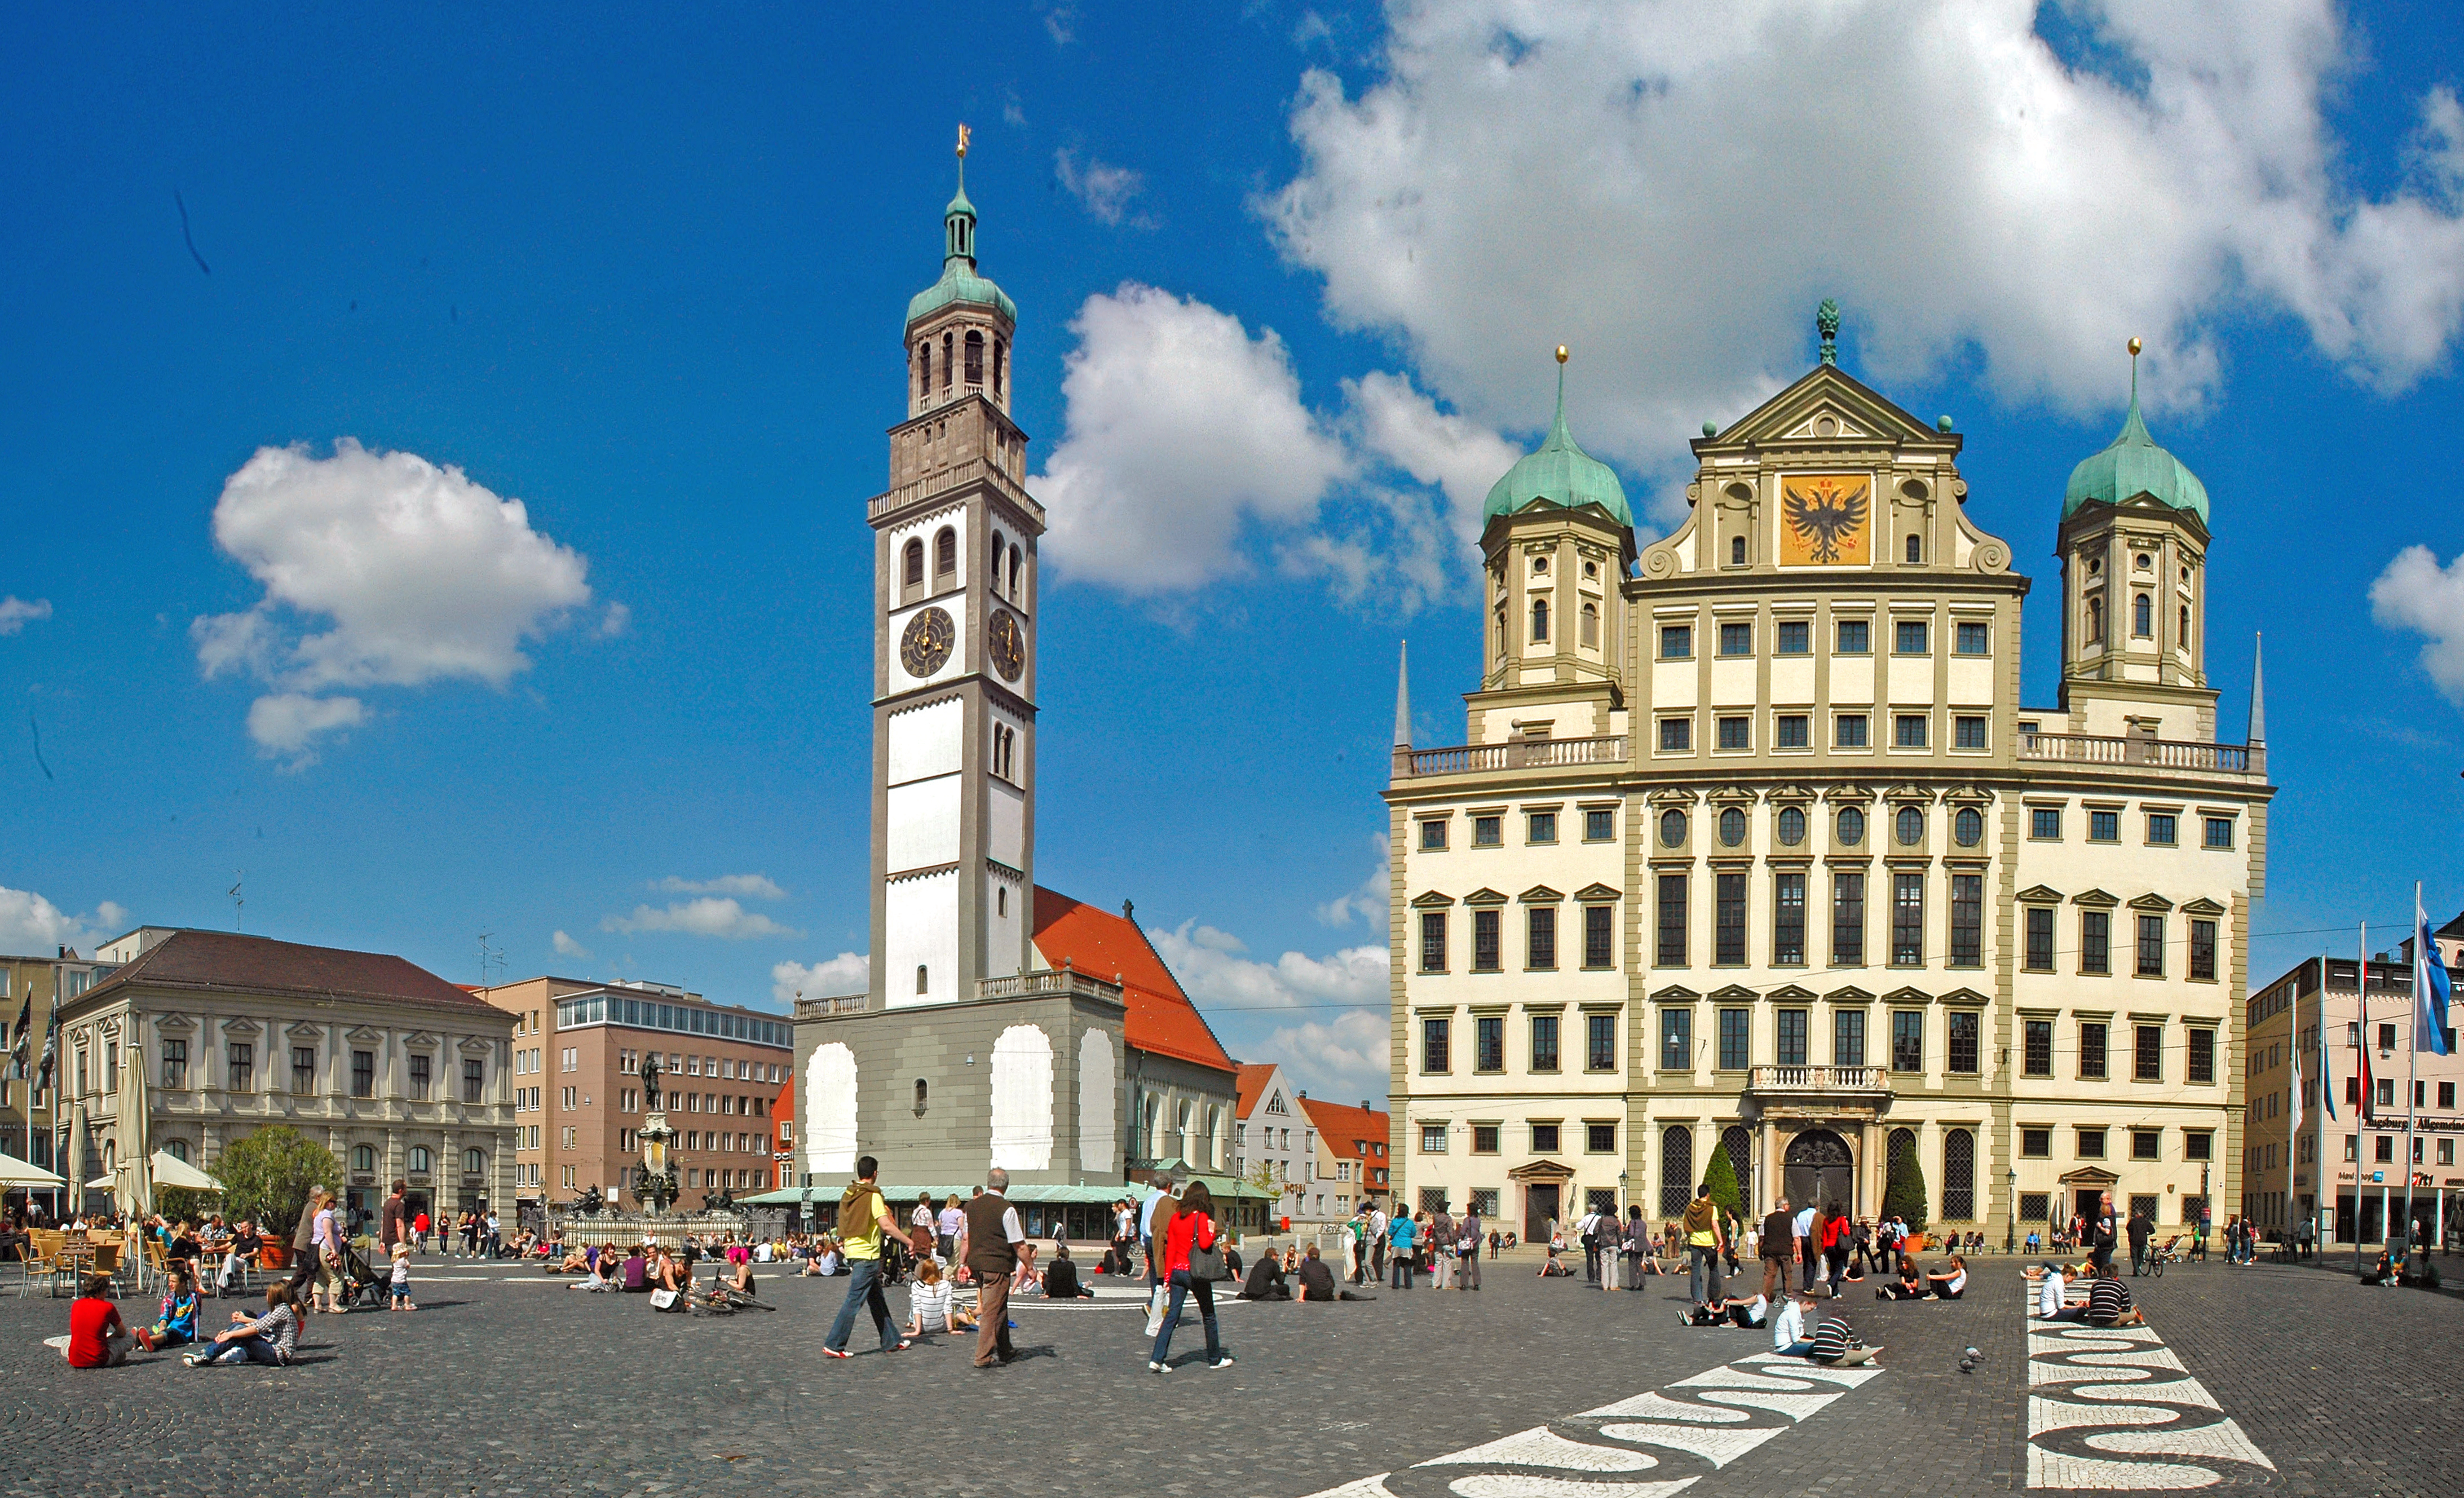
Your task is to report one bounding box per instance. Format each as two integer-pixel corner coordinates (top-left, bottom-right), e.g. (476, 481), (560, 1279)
(1035, 285), (1353, 593)
(2371, 543), (2464, 702)
(597, 602), (630, 638)
(0, 887), (127, 955)
(600, 898), (802, 940)
(1054, 149), (1148, 226)
(0, 596), (50, 635)
(1266, 0), (2464, 481)
(773, 953), (870, 1004)
(656, 874), (787, 900)
(1347, 372), (1524, 550)
(1315, 834), (1393, 927)
(1149, 918), (1392, 1098)
(244, 692), (367, 768)
(193, 439), (597, 757)
(551, 930), (593, 960)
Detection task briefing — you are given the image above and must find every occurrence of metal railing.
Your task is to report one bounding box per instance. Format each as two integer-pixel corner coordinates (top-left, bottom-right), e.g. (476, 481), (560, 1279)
(2019, 732), (2255, 774)
(1747, 1064), (1891, 1094)
(1398, 735), (1627, 778)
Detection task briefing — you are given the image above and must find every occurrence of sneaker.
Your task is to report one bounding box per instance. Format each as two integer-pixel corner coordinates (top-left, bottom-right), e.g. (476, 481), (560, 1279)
(1209, 1354), (1235, 1369)
(886, 1339), (914, 1353)
(822, 1347), (853, 1359)
(1148, 1360), (1172, 1375)
(183, 1351), (210, 1368)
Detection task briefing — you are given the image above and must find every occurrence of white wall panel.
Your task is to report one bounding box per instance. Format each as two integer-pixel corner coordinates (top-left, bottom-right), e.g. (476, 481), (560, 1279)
(885, 869), (960, 1008)
(984, 870), (1023, 978)
(887, 698), (964, 785)
(1079, 1028), (1117, 1174)
(987, 780), (1025, 870)
(805, 1043), (858, 1175)
(886, 775), (960, 872)
(987, 1024), (1054, 1172)
(1830, 657), (1874, 705)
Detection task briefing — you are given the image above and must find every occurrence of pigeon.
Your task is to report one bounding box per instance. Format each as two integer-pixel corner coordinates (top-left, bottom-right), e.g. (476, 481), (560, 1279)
(1957, 1346), (1982, 1375)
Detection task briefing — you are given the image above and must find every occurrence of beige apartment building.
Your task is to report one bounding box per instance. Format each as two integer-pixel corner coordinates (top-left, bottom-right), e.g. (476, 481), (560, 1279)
(476, 976), (793, 1208)
(1388, 333), (2267, 1248)
(1, 948), (115, 1181)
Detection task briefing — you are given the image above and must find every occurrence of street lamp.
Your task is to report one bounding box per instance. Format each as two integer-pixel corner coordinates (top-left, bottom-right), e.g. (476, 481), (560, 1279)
(2005, 1168), (2018, 1253)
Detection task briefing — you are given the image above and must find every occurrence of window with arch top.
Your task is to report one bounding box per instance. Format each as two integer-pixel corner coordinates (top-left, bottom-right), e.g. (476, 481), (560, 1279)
(1580, 600), (1598, 648)
(1730, 534), (1746, 565)
(2133, 592), (2152, 637)
(1530, 596), (1549, 643)
(1009, 548), (1022, 599)
(964, 329), (984, 387)
(993, 337), (1006, 396)
(941, 332), (954, 391)
(2179, 603), (2191, 644)
(352, 1144), (376, 1172)
(990, 532), (1006, 591)
(916, 964), (929, 996)
(915, 342), (930, 400)
(1905, 533), (1922, 564)
(935, 527), (956, 577)
(903, 539), (924, 589)
(2086, 595), (2104, 644)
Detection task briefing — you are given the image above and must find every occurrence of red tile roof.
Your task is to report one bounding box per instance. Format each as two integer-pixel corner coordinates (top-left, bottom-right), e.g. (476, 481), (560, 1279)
(1299, 1097), (1392, 1170)
(82, 929), (493, 1014)
(1032, 887), (1235, 1076)
(1235, 1063), (1279, 1119)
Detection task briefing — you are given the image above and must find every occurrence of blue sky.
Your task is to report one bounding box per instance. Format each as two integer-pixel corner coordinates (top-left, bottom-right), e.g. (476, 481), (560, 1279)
(6, 2), (2464, 1103)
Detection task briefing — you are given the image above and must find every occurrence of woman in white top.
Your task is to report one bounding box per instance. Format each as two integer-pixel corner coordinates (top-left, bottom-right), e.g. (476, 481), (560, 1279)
(903, 1259), (978, 1339)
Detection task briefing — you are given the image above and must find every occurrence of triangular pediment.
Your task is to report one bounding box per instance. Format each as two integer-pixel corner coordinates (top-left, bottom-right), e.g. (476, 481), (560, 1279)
(1885, 783), (1935, 803)
(1519, 884), (1565, 904)
(345, 1026), (387, 1046)
(2016, 885), (2066, 905)
(1708, 784), (1758, 805)
(1824, 986), (1875, 1004)
(1703, 363), (1951, 453)
(1574, 883), (1621, 903)
(1768, 784), (1816, 803)
(1823, 784), (1871, 803)
(1710, 984), (1761, 1001)
(1778, 406), (1870, 441)
(2180, 897), (2228, 917)
(218, 1017), (261, 1038)
(1650, 985), (1701, 1002)
(1410, 890), (1456, 908)
(2056, 1165), (2120, 1186)
(1940, 987), (1991, 1006)
(1648, 786), (1698, 806)
(1507, 1158), (1579, 1182)
(1461, 888), (1509, 908)
(1766, 984), (1818, 1001)
(153, 1013), (196, 1033)
(2073, 888), (2119, 908)
(1882, 986), (1933, 1005)
(2129, 893), (2175, 912)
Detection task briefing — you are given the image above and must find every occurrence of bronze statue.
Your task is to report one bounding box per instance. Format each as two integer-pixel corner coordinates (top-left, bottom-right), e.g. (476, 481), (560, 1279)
(639, 1053), (661, 1110)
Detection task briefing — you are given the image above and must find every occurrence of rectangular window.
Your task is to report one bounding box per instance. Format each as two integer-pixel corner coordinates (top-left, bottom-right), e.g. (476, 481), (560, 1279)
(1661, 1008), (1692, 1071)
(2184, 1129), (2213, 1161)
(2443, 1081), (2457, 1110)
(1891, 1010), (1923, 1073)
(1946, 1011), (1979, 1074)
(1471, 1124), (1500, 1154)
(1831, 871), (1864, 965)
(351, 1050), (374, 1098)
(1527, 907), (1557, 970)
(1717, 1009), (1751, 1070)
(1531, 1123), (1561, 1154)
(2203, 816), (2234, 850)
(1834, 1009), (1865, 1066)
(2147, 812), (2178, 846)
(2189, 920), (2216, 981)
(1473, 909), (1501, 971)
(1719, 621), (1752, 656)
(1895, 619), (1929, 654)
(1587, 1013), (1616, 1072)
(2088, 809), (2119, 842)
(1715, 873), (1747, 965)
(1955, 621), (1990, 654)
(2137, 914), (2166, 976)
(408, 1053), (430, 1101)
(1836, 618), (1870, 654)
(1717, 715), (1751, 750)
(227, 1043), (254, 1094)
(1530, 1014), (1560, 1072)
(1835, 713), (1870, 748)
(1656, 874), (1687, 965)
(1474, 1017), (1504, 1073)
(1419, 911), (1447, 973)
(1658, 717), (1692, 752)
(1775, 713), (1810, 749)
(2024, 1019), (2053, 1076)
(1586, 1123), (1617, 1154)
(1420, 1124), (1447, 1154)
(1954, 715), (1988, 749)
(1773, 872), (1806, 965)
(1584, 809), (1614, 842)
(1949, 874), (1982, 966)
(2080, 1022), (2109, 1080)
(2031, 807), (2061, 839)
(1776, 1009), (1808, 1066)
(1894, 714), (1929, 748)
(1660, 624), (1693, 659)
(1473, 815), (1502, 847)
(1527, 811), (1557, 843)
(2077, 1127), (2107, 1159)
(292, 1047), (316, 1095)
(160, 1039), (186, 1090)
(1583, 905), (1613, 969)
(2132, 1129), (2162, 1161)
(1419, 819), (1447, 851)
(1891, 872), (1924, 965)
(2135, 1024), (2162, 1081)
(1423, 1018), (1451, 1073)
(1776, 620), (1811, 654)
(2025, 907), (2055, 971)
(2021, 1127), (2052, 1157)
(2081, 911), (2110, 974)
(463, 1058), (484, 1103)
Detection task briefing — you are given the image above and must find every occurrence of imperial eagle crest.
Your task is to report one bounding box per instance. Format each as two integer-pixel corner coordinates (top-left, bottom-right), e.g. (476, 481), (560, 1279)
(1781, 476), (1870, 565)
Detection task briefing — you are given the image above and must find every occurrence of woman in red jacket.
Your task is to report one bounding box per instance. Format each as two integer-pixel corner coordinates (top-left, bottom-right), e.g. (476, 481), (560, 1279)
(1146, 1182), (1233, 1375)
(1820, 1207), (1850, 1296)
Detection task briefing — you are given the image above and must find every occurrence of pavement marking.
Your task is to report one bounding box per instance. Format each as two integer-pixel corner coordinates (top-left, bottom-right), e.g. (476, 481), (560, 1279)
(1418, 1430), (1659, 1472)
(2018, 1288), (2273, 1490)
(1446, 1479), (1698, 1498)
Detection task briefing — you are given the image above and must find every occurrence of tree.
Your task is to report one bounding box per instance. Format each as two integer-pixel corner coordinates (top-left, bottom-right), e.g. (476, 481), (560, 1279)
(154, 1186), (218, 1225)
(215, 1126), (342, 1235)
(1882, 1134), (1929, 1234)
(1700, 1135), (1743, 1223)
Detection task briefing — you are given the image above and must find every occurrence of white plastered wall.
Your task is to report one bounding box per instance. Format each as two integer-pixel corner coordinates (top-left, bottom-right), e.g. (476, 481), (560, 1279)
(988, 1024), (1055, 1172)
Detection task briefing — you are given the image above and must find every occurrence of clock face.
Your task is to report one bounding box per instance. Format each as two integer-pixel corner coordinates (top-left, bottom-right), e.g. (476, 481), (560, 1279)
(987, 608), (1025, 682)
(899, 606), (955, 679)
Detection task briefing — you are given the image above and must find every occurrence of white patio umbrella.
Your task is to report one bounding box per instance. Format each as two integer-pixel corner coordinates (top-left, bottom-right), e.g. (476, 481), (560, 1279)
(114, 1039), (151, 1219)
(87, 1150), (218, 1193)
(0, 1151), (65, 1188)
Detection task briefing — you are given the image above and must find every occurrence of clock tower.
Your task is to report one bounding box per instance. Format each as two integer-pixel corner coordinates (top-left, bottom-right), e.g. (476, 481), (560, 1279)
(870, 132), (1040, 1010)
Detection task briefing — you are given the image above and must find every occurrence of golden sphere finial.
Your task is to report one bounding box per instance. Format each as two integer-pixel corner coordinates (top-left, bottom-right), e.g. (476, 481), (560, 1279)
(1555, 344), (1569, 364)
(2127, 336), (2143, 357)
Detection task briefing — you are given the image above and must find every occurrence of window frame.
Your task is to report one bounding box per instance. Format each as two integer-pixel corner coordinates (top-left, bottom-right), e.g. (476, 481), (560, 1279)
(1419, 911), (1448, 973)
(1422, 1017), (1452, 1074)
(1718, 621), (1753, 657)
(1527, 905), (1558, 970)
(1716, 1007), (1751, 1071)
(1586, 1013), (1617, 1073)
(1582, 904), (1614, 970)
(1529, 1013), (1560, 1073)
(1894, 618), (1930, 655)
(1472, 909), (1502, 972)
(2079, 1022), (2109, 1080)
(1660, 1007), (1692, 1071)
(1954, 620), (1990, 655)
(2023, 1019), (2053, 1077)
(1474, 1015), (1505, 1073)
(1655, 873), (1688, 966)
(1776, 619), (1811, 655)
(1659, 623), (1694, 660)
(1893, 713), (1929, 749)
(1835, 617), (1870, 655)
(1419, 818), (1448, 852)
(2030, 807), (2061, 841)
(1658, 717), (1693, 753)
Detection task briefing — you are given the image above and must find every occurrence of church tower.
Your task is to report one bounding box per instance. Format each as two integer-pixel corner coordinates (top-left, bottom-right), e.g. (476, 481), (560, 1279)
(870, 129), (1040, 1010)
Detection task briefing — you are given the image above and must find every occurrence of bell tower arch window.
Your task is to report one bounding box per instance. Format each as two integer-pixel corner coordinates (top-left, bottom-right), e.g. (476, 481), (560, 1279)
(965, 330), (984, 387)
(915, 342), (930, 401)
(990, 532), (1006, 593)
(993, 337), (1006, 397)
(942, 332), (954, 391)
(1531, 597), (1549, 644)
(903, 540), (925, 590)
(935, 527), (957, 578)
(1580, 600), (1600, 649)
(2085, 595), (2103, 644)
(2132, 592), (2152, 638)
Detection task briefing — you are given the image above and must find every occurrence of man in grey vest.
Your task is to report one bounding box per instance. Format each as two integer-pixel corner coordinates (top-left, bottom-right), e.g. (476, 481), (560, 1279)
(962, 1168), (1025, 1368)
(1455, 1205), (1482, 1291)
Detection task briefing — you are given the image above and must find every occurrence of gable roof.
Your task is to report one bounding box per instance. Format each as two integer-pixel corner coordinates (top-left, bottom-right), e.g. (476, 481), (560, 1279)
(81, 929), (490, 1015)
(1297, 1097), (1390, 1166)
(1235, 1063), (1281, 1119)
(1031, 887), (1235, 1076)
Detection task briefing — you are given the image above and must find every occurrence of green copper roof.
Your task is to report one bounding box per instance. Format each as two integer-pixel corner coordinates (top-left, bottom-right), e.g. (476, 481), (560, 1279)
(2063, 379), (2207, 524)
(906, 161), (1015, 328)
(1482, 365), (1632, 529)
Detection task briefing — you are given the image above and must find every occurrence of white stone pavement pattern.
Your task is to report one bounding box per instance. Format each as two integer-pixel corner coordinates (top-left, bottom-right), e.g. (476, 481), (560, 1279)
(1293, 1350), (1885, 1498)
(2020, 1285), (2275, 1490)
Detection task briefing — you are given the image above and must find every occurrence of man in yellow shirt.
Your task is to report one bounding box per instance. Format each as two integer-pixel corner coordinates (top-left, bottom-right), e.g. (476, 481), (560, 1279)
(1681, 1182), (1725, 1306)
(824, 1155), (913, 1358)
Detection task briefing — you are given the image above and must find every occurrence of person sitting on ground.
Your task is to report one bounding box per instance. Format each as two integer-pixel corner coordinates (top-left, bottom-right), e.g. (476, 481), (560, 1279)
(2030, 1263), (2086, 1320)
(1239, 1248), (1291, 1301)
(66, 1274), (133, 1367)
(1011, 1239), (1043, 1296)
(1927, 1253), (1968, 1300)
(185, 1284), (302, 1367)
(653, 1247), (686, 1294)
(1808, 1307), (1879, 1366)
(1046, 1241), (1096, 1300)
(719, 1254), (756, 1296)
(555, 1243), (591, 1274)
(1297, 1243), (1375, 1301)
(1771, 1290), (1814, 1356)
(1537, 1235), (1575, 1276)
(1725, 1292), (1770, 1329)
(903, 1257), (977, 1340)
(572, 1249), (619, 1291)
(2085, 1263), (2144, 1326)
(2364, 1250), (2398, 1287)
(135, 1267), (202, 1352)
(1680, 1295), (1732, 1327)
(1875, 1262), (1925, 1300)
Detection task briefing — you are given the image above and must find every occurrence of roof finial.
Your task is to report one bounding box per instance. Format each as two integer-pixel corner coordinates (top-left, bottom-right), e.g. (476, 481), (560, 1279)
(2248, 630), (2266, 745)
(2128, 334), (2141, 402)
(955, 121), (970, 193)
(1392, 639), (1412, 750)
(1816, 299), (1840, 365)
(1547, 346), (1571, 445)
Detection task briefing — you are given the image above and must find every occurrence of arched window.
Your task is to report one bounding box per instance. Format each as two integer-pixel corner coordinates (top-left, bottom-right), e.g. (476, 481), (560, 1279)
(1776, 806), (1807, 846)
(903, 539), (924, 589)
(408, 1146), (432, 1174)
(1580, 601), (1599, 648)
(913, 1079), (929, 1116)
(915, 964), (929, 996)
(1720, 1125), (1752, 1197)
(462, 1148), (485, 1176)
(1730, 535), (1746, 565)
(935, 527), (956, 577)
(1494, 606), (1507, 659)
(1531, 597), (1549, 643)
(1009, 549), (1022, 599)
(964, 330), (984, 386)
(990, 532), (1006, 591)
(1941, 1128), (1976, 1219)
(1659, 1126), (1694, 1216)
(1719, 807), (1747, 847)
(2086, 595), (2104, 644)
(1954, 807), (1983, 847)
(993, 337), (1006, 396)
(165, 1138), (190, 1163)
(2179, 604), (2191, 645)
(352, 1144), (376, 1172)
(1905, 533), (1922, 564)
(1659, 808), (1687, 848)
(942, 332), (954, 391)
(915, 342), (929, 401)
(2133, 593), (2152, 637)
(1896, 806), (1924, 846)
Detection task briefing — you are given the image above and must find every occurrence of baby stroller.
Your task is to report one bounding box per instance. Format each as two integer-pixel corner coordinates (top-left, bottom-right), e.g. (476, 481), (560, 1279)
(334, 1240), (389, 1309)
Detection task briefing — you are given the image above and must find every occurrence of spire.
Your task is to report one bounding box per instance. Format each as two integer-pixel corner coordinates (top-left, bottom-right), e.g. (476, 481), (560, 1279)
(2118, 334), (2153, 448)
(1392, 639), (1412, 748)
(944, 122), (977, 265)
(2248, 631), (2266, 745)
(1816, 299), (1840, 365)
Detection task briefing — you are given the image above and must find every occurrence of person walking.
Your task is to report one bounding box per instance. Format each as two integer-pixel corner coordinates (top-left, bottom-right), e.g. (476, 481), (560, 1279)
(2127, 1205), (2154, 1276)
(1792, 1200), (1818, 1291)
(1388, 1209), (1419, 1289)
(284, 1190), (323, 1309)
(822, 1155), (912, 1359)
(311, 1190), (346, 1314)
(1456, 1205), (1483, 1291)
(1141, 1175), (1182, 1339)
(962, 1168), (1025, 1368)
(2089, 1192), (2118, 1276)
(1430, 1205), (1455, 1289)
(1368, 1201), (1390, 1283)
(1759, 1197), (1792, 1302)
(379, 1181), (407, 1258)
(1683, 1182), (1723, 1306)
(1147, 1181), (1231, 1373)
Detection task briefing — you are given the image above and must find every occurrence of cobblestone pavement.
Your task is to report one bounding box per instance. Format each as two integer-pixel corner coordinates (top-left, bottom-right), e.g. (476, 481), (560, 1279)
(1, 1253), (2453, 1496)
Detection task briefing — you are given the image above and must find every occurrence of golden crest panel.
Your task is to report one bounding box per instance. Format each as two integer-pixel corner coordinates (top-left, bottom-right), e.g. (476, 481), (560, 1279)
(1778, 474), (1872, 567)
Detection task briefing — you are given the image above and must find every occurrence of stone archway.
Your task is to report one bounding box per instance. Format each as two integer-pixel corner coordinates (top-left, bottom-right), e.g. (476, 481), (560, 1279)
(1784, 1128), (1856, 1216)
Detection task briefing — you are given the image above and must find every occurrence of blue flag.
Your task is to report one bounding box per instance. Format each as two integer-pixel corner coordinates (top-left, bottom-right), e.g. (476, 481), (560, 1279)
(2422, 915), (2454, 1057)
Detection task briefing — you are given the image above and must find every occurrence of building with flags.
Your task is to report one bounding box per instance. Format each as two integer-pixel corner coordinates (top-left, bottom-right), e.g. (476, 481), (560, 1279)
(1, 948), (116, 1194)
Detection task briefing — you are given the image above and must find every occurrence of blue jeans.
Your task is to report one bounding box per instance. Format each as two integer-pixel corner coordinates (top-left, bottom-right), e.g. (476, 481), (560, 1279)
(825, 1258), (897, 1353)
(1778, 1339), (1814, 1358)
(1689, 1245), (1720, 1303)
(206, 1338), (286, 1366)
(1391, 1253), (1415, 1289)
(1149, 1269), (1219, 1365)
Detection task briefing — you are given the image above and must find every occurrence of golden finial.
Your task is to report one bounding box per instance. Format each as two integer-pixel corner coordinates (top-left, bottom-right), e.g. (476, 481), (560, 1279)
(2127, 336), (2142, 357)
(1555, 344), (1569, 364)
(956, 122), (971, 160)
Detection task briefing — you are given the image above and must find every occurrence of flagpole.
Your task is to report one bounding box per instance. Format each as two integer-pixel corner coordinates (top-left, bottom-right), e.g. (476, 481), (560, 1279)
(2356, 921), (2368, 1275)
(2406, 883), (2425, 1263)
(2315, 949), (2329, 1257)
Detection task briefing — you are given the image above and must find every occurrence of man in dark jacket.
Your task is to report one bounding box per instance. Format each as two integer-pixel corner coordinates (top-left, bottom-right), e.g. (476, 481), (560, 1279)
(285, 1191), (323, 1302)
(379, 1182), (407, 1253)
(962, 1169), (1025, 1368)
(2127, 1207), (2154, 1275)
(1760, 1198), (1794, 1302)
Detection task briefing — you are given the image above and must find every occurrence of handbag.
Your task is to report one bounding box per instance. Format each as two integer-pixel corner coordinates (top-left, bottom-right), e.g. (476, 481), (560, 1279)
(1188, 1240), (1226, 1280)
(649, 1288), (677, 1310)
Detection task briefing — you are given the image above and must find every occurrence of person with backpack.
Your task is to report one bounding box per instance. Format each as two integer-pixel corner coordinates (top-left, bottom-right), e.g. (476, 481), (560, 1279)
(1682, 1182), (1724, 1306)
(822, 1155), (912, 1359)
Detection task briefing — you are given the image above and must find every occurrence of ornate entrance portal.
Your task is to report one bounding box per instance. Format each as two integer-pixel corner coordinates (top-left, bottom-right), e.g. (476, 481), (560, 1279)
(1783, 1129), (1855, 1215)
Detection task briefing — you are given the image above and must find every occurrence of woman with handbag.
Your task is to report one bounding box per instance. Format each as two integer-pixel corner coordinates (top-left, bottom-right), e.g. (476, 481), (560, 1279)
(1146, 1181), (1232, 1375)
